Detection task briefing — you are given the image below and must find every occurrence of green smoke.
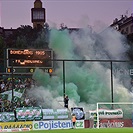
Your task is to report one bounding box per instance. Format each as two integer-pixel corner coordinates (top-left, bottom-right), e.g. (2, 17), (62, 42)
(31, 28), (132, 109)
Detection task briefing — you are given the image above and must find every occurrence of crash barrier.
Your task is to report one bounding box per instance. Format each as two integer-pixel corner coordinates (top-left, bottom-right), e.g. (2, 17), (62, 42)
(0, 107), (85, 122)
(0, 120), (84, 130)
(0, 119), (132, 130)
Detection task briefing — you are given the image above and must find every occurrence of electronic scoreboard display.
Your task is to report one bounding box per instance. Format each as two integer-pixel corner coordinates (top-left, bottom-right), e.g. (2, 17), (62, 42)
(7, 49), (53, 68)
(6, 49), (53, 74)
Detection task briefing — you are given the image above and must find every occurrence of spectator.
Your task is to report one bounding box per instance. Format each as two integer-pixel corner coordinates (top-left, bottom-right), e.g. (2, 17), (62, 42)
(0, 81), (5, 92)
(72, 114), (76, 129)
(24, 96), (30, 107)
(0, 76), (38, 111)
(0, 98), (2, 112)
(64, 95), (69, 108)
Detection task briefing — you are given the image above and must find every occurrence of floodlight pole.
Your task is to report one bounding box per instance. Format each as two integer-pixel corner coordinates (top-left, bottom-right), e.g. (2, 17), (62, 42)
(63, 61), (66, 106)
(11, 59), (14, 111)
(110, 61), (114, 103)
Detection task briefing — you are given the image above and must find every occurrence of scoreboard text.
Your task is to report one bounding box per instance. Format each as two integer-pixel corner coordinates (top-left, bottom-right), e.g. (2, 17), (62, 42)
(7, 49), (53, 68)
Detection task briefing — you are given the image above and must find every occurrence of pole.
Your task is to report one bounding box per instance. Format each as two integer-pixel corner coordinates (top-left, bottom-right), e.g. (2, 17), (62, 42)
(11, 59), (14, 111)
(110, 61), (114, 104)
(63, 61), (66, 106)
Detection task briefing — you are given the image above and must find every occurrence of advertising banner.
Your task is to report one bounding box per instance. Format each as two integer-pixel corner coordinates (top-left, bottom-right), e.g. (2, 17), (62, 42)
(42, 109), (69, 120)
(0, 121), (33, 129)
(75, 120), (85, 129)
(71, 107), (85, 120)
(33, 120), (84, 130)
(100, 119), (132, 128)
(16, 107), (42, 121)
(89, 108), (123, 119)
(0, 112), (15, 122)
(0, 128), (30, 132)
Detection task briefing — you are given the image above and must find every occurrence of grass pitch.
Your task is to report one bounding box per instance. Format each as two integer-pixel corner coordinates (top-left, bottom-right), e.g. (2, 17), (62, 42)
(15, 128), (133, 133)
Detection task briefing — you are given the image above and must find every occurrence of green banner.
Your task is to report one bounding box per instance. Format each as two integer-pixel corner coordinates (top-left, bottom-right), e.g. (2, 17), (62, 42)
(0, 93), (8, 100)
(0, 112), (15, 122)
(16, 107), (42, 121)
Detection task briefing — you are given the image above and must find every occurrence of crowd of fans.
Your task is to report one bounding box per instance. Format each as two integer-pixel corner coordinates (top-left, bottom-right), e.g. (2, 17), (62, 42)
(0, 76), (37, 112)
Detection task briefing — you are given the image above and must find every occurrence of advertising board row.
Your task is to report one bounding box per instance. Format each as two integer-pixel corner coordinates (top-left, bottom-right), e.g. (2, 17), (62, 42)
(0, 120), (84, 130)
(0, 119), (132, 130)
(0, 107), (85, 122)
(0, 107), (69, 122)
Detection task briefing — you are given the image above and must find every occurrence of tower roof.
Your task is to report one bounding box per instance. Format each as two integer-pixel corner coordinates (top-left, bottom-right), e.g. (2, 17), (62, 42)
(35, 0), (41, 2)
(34, 0), (42, 8)
(34, 0), (42, 3)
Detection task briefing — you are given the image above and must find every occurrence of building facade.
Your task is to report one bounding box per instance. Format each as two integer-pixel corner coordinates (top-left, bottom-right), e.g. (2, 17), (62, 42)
(110, 14), (133, 39)
(0, 0), (133, 42)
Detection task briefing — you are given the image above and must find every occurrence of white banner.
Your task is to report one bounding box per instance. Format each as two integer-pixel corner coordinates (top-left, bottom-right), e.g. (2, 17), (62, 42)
(89, 108), (123, 118)
(42, 109), (69, 120)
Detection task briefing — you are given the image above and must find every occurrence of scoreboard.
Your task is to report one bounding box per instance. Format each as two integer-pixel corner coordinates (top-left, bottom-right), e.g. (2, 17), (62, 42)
(6, 49), (53, 74)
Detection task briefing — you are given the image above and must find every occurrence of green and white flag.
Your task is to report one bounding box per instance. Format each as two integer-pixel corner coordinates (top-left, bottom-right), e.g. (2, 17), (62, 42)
(13, 88), (25, 103)
(0, 93), (8, 100)
(0, 112), (15, 122)
(1, 90), (12, 101)
(1, 88), (25, 102)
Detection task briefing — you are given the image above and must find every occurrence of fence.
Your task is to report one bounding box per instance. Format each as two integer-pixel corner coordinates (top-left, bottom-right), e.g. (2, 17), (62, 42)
(0, 59), (133, 113)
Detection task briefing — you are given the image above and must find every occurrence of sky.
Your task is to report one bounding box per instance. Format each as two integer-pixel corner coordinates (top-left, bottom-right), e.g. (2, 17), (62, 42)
(0, 0), (133, 31)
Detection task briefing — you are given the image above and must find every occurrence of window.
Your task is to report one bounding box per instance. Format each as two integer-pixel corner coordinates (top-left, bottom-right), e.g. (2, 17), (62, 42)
(33, 11), (44, 20)
(126, 27), (129, 34)
(121, 30), (125, 34)
(130, 25), (133, 33)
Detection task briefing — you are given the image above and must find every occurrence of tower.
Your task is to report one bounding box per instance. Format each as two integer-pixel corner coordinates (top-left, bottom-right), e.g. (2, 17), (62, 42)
(31, 0), (46, 29)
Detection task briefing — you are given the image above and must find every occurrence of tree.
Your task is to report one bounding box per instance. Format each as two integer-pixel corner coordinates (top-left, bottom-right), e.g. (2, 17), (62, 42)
(0, 36), (5, 72)
(0, 36), (5, 57)
(33, 23), (50, 48)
